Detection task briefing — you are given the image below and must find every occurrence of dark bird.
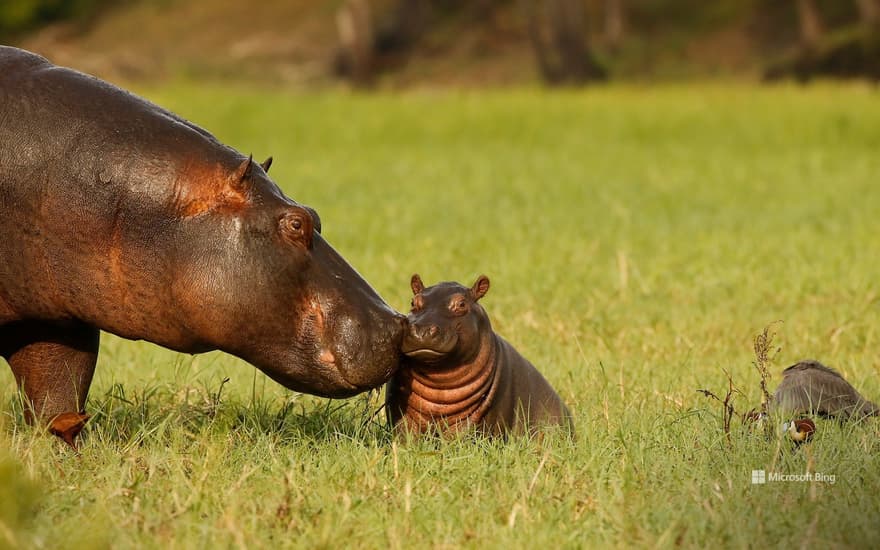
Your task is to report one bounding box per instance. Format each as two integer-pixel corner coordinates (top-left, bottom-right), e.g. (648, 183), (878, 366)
(782, 418), (816, 446)
(772, 360), (879, 419)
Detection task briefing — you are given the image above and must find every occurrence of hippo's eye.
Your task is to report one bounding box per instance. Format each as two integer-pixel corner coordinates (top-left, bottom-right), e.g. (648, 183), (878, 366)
(450, 297), (468, 315)
(279, 209), (314, 250)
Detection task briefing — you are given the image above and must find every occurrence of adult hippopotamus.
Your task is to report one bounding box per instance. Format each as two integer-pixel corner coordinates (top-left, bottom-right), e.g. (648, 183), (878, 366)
(385, 274), (573, 437)
(0, 46), (404, 446)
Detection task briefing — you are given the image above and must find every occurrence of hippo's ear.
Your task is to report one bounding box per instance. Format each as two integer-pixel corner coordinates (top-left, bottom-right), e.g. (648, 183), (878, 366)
(411, 274), (424, 295)
(470, 275), (490, 301)
(260, 156), (273, 173)
(231, 155), (255, 191)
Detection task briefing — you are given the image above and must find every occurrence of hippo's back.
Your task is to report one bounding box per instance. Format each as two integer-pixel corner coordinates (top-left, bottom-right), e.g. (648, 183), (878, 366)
(0, 46), (225, 173)
(0, 45), (49, 76)
(486, 335), (574, 436)
(0, 46), (235, 323)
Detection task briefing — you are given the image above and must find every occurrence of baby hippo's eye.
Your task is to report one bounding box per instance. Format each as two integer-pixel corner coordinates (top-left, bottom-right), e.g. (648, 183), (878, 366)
(450, 297), (468, 315)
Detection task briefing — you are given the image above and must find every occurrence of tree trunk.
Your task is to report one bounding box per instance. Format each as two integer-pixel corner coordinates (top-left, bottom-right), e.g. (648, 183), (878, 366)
(336, 0), (375, 86)
(376, 0), (429, 53)
(856, 0), (880, 30)
(523, 0), (606, 85)
(795, 0), (824, 50)
(604, 0), (625, 51)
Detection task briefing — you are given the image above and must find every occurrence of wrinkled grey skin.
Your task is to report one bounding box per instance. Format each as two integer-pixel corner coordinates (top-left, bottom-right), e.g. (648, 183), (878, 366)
(773, 360), (879, 419)
(0, 47), (404, 439)
(386, 275), (573, 437)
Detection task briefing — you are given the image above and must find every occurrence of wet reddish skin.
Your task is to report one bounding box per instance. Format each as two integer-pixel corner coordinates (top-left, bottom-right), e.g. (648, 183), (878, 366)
(386, 275), (573, 437)
(0, 47), (403, 445)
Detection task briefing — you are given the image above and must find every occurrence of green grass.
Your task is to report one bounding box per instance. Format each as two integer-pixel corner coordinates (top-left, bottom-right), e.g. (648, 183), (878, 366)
(3, 82), (880, 548)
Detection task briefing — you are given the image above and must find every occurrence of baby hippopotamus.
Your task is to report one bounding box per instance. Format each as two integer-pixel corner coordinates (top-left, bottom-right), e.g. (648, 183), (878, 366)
(385, 274), (573, 437)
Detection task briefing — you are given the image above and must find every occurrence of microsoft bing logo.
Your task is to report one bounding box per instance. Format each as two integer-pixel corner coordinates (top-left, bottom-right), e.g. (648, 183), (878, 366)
(750, 469), (835, 485)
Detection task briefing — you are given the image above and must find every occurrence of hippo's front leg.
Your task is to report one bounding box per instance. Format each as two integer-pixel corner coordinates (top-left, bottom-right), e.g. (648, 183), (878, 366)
(1, 321), (98, 448)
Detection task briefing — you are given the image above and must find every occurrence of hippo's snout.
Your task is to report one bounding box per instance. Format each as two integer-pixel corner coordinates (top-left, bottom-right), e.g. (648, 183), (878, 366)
(412, 322), (439, 340)
(330, 306), (405, 391)
(401, 320), (457, 360)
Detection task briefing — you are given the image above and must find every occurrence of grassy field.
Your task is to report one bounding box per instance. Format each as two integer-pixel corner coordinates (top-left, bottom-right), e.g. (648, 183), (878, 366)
(3, 83), (880, 548)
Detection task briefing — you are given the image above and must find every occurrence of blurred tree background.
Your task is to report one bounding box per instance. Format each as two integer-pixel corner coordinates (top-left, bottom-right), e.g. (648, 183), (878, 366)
(0, 0), (115, 34)
(2, 0), (879, 85)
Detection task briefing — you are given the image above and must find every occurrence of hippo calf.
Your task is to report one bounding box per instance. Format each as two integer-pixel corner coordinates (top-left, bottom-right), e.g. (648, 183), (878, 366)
(0, 47), (404, 446)
(385, 274), (573, 437)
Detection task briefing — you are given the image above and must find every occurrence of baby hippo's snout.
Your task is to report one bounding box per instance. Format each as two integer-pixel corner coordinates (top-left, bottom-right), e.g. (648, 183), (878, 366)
(408, 321), (439, 342)
(401, 320), (454, 361)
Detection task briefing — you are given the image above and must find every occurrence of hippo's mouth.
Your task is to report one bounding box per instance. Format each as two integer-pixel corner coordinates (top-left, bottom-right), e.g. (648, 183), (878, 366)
(403, 348), (448, 361)
(401, 331), (457, 363)
(329, 350), (399, 396)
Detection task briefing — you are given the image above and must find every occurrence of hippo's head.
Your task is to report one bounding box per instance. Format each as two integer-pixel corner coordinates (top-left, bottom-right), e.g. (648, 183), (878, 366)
(174, 156), (404, 397)
(401, 274), (491, 367)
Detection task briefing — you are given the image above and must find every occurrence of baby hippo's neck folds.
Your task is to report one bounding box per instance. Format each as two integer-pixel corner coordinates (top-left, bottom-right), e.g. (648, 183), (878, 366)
(403, 336), (498, 429)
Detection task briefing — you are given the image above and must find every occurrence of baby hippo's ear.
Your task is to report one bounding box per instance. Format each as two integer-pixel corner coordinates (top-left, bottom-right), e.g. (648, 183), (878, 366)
(411, 274), (425, 295)
(471, 275), (490, 301)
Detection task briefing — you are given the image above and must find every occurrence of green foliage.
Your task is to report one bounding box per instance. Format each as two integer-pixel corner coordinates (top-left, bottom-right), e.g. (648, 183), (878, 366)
(2, 83), (880, 547)
(0, 448), (40, 548)
(0, 0), (110, 35)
